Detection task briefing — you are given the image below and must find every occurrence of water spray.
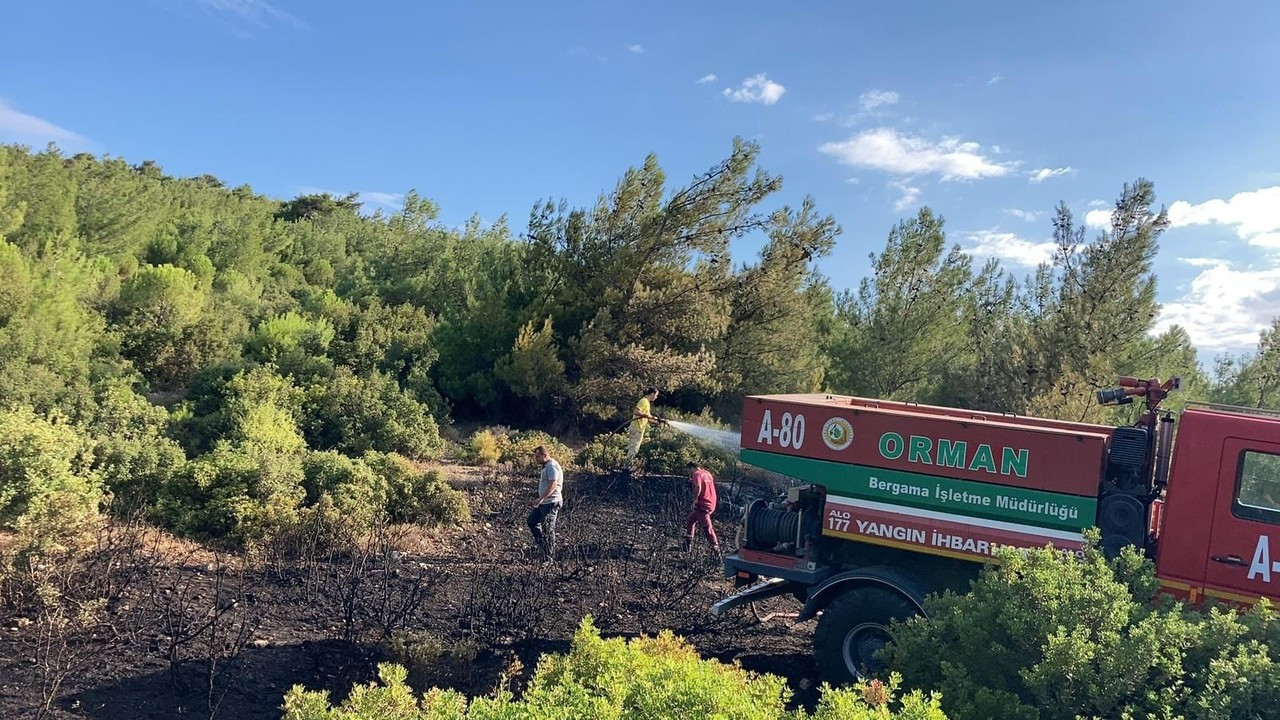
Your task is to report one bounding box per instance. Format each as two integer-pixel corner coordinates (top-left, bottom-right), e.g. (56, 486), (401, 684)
(664, 420), (742, 456)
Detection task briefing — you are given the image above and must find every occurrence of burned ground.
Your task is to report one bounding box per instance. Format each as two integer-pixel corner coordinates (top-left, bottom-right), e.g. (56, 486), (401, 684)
(0, 466), (815, 719)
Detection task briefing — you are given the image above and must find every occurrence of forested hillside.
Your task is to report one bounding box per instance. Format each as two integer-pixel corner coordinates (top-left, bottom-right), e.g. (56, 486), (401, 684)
(5, 137), (1280, 545)
(5, 139), (1273, 438)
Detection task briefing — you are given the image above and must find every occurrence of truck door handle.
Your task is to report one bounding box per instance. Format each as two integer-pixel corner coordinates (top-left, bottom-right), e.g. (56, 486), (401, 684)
(1211, 555), (1246, 566)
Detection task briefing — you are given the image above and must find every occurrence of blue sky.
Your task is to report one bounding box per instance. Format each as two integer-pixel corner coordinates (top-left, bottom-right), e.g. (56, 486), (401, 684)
(3, 1), (1280, 360)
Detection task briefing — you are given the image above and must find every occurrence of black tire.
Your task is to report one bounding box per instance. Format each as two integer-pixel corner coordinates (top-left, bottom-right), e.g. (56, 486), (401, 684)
(812, 586), (918, 686)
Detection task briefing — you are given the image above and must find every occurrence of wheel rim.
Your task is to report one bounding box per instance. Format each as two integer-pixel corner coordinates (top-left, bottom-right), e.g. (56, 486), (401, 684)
(841, 622), (891, 679)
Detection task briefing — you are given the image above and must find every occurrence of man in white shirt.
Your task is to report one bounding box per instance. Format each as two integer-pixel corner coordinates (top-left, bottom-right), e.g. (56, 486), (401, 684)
(527, 445), (563, 561)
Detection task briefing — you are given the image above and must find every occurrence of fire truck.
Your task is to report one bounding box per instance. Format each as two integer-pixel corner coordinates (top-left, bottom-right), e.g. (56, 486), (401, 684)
(712, 377), (1280, 684)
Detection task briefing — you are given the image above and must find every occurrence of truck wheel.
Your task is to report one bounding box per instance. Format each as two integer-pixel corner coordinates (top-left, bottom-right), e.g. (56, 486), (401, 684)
(813, 586), (917, 685)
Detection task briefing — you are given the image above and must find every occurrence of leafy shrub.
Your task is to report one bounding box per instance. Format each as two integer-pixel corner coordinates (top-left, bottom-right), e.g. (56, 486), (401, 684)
(86, 382), (187, 513)
(302, 450), (388, 529)
(573, 431), (629, 473)
(174, 363), (305, 456)
(245, 311), (336, 363)
(303, 367), (442, 460)
(495, 429), (572, 474)
(887, 536), (1280, 720)
(0, 407), (102, 554)
(328, 299), (443, 415)
(365, 452), (470, 526)
(283, 618), (946, 719)
(463, 429), (500, 466)
(160, 443), (306, 545)
(493, 316), (565, 402)
(383, 631), (479, 691)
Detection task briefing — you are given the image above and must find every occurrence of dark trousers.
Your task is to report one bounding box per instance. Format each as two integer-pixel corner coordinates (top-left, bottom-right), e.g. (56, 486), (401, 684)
(527, 502), (561, 558)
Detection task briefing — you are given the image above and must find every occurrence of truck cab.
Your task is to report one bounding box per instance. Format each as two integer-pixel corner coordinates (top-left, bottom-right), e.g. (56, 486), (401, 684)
(1157, 406), (1280, 606)
(712, 383), (1280, 686)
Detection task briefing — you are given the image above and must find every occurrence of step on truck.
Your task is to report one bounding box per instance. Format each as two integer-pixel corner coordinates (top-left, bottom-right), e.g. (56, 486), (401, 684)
(712, 377), (1280, 684)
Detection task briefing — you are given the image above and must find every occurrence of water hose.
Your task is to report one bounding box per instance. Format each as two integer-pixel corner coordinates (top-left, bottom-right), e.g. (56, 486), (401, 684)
(745, 504), (800, 550)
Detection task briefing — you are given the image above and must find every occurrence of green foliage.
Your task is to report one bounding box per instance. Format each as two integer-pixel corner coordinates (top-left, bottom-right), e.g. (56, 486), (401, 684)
(327, 299), (445, 418)
(383, 631), (480, 691)
(87, 381), (186, 512)
(827, 208), (975, 400)
(160, 366), (308, 543)
(493, 316), (565, 404)
(463, 429), (500, 466)
(246, 311), (336, 363)
(363, 452), (470, 526)
(494, 429), (573, 474)
(161, 442), (305, 544)
(0, 407), (102, 553)
(887, 538), (1280, 720)
(573, 432), (630, 473)
(0, 240), (32, 323)
(303, 367), (442, 460)
(276, 192), (362, 223)
(302, 450), (388, 529)
(1212, 317), (1280, 410)
(283, 618), (945, 719)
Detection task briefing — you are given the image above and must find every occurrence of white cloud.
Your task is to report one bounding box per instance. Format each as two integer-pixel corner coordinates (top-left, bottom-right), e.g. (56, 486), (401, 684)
(1179, 257), (1228, 267)
(858, 89), (899, 111)
(295, 187), (404, 213)
(988, 73), (1003, 85)
(1084, 209), (1113, 229)
(1088, 199), (1108, 207)
(1166, 186), (1280, 247)
(695, 73), (717, 84)
(844, 177), (860, 185)
(962, 229), (1057, 267)
(357, 191), (405, 209)
(722, 74), (786, 105)
(1090, 185), (1280, 245)
(627, 44), (645, 54)
(1004, 208), (1041, 223)
(1029, 166), (1075, 183)
(1155, 260), (1280, 352)
(0, 99), (88, 149)
(889, 180), (921, 211)
(818, 128), (1014, 181)
(195, 0), (305, 30)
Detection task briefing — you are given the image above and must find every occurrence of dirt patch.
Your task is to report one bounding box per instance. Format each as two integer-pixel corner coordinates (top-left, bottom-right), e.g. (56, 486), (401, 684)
(0, 469), (816, 719)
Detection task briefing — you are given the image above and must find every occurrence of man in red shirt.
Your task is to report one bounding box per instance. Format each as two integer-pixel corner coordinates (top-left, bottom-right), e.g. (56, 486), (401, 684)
(683, 461), (720, 553)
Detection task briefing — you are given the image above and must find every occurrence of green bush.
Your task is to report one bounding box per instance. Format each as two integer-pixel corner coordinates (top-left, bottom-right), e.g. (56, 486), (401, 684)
(86, 382), (187, 513)
(0, 406), (102, 553)
(573, 431), (629, 473)
(365, 452), (470, 526)
(886, 536), (1280, 720)
(245, 311), (336, 363)
(383, 631), (479, 691)
(303, 367), (443, 460)
(302, 450), (388, 529)
(160, 443), (306, 545)
(464, 429), (500, 466)
(496, 429), (573, 474)
(283, 618), (946, 719)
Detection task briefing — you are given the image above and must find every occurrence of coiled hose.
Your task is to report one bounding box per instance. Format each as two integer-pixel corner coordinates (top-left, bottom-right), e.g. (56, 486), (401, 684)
(745, 500), (800, 550)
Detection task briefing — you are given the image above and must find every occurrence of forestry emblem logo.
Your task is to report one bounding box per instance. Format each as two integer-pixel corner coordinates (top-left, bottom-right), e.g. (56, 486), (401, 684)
(822, 416), (854, 451)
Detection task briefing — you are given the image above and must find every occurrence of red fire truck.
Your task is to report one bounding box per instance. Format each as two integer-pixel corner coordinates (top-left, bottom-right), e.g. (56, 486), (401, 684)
(712, 377), (1280, 684)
